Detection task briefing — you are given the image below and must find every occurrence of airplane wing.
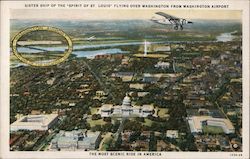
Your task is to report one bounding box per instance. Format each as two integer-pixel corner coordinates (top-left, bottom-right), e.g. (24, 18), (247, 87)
(155, 12), (179, 20)
(153, 12), (192, 30)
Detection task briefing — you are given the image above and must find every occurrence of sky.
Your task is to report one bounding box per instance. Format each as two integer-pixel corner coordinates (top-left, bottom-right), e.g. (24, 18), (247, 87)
(11, 9), (241, 20)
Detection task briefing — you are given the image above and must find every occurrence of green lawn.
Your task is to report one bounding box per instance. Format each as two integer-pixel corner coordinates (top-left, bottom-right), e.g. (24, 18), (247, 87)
(100, 133), (113, 151)
(143, 118), (154, 127)
(157, 108), (169, 118)
(90, 107), (99, 115)
(202, 125), (224, 134)
(87, 119), (106, 127)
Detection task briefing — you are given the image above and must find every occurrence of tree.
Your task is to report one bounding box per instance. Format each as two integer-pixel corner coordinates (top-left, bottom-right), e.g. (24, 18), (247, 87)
(103, 117), (111, 122)
(92, 114), (101, 120)
(149, 132), (157, 151)
(112, 120), (120, 133)
(129, 131), (141, 142)
(123, 120), (143, 131)
(102, 123), (113, 132)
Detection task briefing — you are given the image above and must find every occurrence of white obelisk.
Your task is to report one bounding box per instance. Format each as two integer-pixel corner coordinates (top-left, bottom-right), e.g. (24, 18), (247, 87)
(173, 59), (176, 73)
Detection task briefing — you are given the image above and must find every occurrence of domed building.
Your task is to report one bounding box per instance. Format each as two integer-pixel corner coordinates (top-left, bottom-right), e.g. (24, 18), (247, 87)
(99, 94), (155, 118)
(121, 94), (133, 116)
(122, 94), (131, 107)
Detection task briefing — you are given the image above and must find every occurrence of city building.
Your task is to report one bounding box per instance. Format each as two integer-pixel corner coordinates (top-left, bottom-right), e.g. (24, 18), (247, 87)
(154, 45), (171, 52)
(99, 94), (155, 117)
(141, 105), (154, 117)
(187, 116), (235, 134)
(111, 72), (135, 82)
(155, 61), (170, 69)
(137, 92), (149, 97)
(121, 57), (129, 65)
(157, 140), (169, 151)
(99, 104), (113, 117)
(129, 83), (145, 90)
(49, 130), (101, 151)
(10, 114), (58, 131)
(166, 130), (179, 139)
(142, 73), (161, 83)
(131, 140), (149, 151)
(93, 90), (107, 100)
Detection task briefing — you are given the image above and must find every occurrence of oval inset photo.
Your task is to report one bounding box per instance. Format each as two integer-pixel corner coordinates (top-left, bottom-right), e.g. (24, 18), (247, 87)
(11, 26), (73, 67)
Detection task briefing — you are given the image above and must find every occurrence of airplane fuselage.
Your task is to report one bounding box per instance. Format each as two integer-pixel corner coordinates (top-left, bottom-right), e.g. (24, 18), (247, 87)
(151, 13), (193, 30)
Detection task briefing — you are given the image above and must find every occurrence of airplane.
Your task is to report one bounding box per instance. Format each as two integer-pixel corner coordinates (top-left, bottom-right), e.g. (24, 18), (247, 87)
(151, 12), (193, 30)
(85, 36), (96, 41)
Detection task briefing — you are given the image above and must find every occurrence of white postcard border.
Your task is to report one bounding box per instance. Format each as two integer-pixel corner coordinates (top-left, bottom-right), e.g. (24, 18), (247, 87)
(1, 1), (249, 159)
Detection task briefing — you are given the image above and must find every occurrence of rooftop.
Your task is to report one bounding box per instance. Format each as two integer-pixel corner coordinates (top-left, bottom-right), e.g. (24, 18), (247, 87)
(101, 104), (113, 111)
(11, 114), (58, 127)
(188, 116), (235, 133)
(51, 130), (101, 150)
(142, 105), (154, 111)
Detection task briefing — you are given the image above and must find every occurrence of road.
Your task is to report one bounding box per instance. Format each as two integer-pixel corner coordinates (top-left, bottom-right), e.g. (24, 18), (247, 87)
(35, 132), (56, 151)
(82, 59), (115, 100)
(98, 132), (112, 151)
(112, 118), (126, 143)
(33, 117), (66, 151)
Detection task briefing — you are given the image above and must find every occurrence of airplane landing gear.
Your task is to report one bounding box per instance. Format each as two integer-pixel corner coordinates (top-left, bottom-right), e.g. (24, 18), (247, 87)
(174, 25), (183, 30)
(180, 25), (183, 30)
